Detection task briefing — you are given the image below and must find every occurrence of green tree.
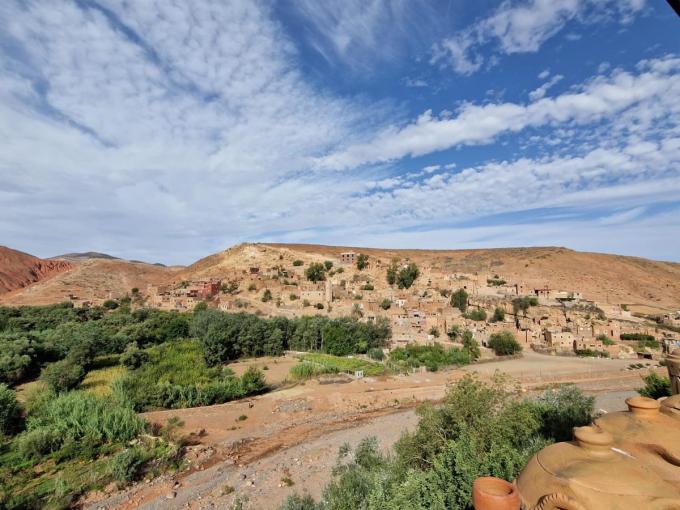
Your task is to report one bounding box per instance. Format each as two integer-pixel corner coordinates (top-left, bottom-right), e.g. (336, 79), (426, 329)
(324, 260), (334, 271)
(447, 325), (461, 341)
(120, 343), (150, 370)
(451, 289), (468, 312)
(386, 260), (398, 286)
(487, 331), (522, 356)
(262, 289), (273, 302)
(305, 263), (326, 282)
(356, 254), (369, 270)
(41, 359), (85, 392)
(0, 383), (22, 435)
(396, 263), (420, 289)
(380, 299), (391, 310)
(492, 307), (505, 322)
(462, 330), (480, 361)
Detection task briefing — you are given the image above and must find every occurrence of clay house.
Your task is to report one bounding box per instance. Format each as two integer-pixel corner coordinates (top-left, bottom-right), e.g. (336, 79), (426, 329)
(339, 252), (357, 265)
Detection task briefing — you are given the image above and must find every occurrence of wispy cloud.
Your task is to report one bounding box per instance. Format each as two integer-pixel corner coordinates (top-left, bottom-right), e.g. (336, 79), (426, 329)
(432, 0), (647, 75)
(318, 56), (680, 170)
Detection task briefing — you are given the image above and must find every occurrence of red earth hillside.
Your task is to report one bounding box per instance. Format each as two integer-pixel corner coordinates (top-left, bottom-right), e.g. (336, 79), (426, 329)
(0, 246), (73, 294)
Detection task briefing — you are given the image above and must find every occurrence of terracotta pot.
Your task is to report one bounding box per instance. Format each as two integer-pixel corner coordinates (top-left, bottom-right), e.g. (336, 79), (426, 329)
(472, 477), (521, 510)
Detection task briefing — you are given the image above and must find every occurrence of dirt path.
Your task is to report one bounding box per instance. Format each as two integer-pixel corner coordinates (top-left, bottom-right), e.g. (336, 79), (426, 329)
(83, 353), (656, 510)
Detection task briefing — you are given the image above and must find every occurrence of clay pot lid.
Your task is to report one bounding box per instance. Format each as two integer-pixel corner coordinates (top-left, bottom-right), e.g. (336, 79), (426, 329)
(626, 396), (661, 416)
(573, 426), (614, 450)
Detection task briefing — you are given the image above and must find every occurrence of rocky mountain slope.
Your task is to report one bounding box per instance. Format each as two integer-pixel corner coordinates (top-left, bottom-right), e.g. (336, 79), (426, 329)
(0, 246), (73, 294)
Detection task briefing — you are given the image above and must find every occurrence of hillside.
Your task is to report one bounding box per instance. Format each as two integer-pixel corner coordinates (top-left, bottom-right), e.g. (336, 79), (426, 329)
(53, 251), (120, 262)
(0, 258), (181, 306)
(1, 243), (679, 309)
(184, 244), (680, 309)
(0, 246), (72, 294)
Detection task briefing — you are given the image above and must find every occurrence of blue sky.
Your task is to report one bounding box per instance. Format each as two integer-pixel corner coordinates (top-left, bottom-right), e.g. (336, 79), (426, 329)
(0, 0), (679, 265)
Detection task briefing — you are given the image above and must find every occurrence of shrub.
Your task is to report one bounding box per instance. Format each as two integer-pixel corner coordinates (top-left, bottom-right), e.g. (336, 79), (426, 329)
(535, 385), (595, 441)
(487, 331), (522, 356)
(492, 307), (505, 322)
(279, 493), (321, 510)
(305, 263), (326, 282)
(290, 362), (334, 380)
(360, 283), (374, 291)
(293, 260), (304, 266)
(396, 263), (419, 289)
(638, 372), (671, 399)
(356, 254), (369, 270)
(0, 383), (23, 435)
(41, 359), (85, 392)
(451, 289), (468, 312)
(248, 283), (257, 291)
(289, 293), (298, 301)
(110, 446), (148, 483)
(367, 348), (385, 361)
(575, 348), (609, 358)
(620, 333), (656, 342)
(428, 326), (440, 338)
(120, 343), (150, 370)
(103, 299), (119, 310)
(465, 309), (487, 321)
(315, 303), (325, 310)
(302, 299), (311, 307)
(262, 289), (273, 302)
(380, 299), (391, 310)
(462, 330), (481, 361)
(596, 334), (615, 346)
(389, 343), (471, 372)
(15, 426), (63, 459)
(324, 261), (333, 271)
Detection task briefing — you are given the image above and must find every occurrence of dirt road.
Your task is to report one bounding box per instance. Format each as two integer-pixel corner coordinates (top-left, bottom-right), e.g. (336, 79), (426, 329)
(84, 353), (656, 510)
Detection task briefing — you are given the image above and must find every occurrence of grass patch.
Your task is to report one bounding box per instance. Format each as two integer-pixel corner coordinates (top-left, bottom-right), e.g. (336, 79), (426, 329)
(80, 365), (127, 396)
(389, 343), (472, 372)
(298, 353), (385, 377)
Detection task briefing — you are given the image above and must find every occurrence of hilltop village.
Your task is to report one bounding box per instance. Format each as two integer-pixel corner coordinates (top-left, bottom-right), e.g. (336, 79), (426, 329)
(136, 245), (680, 360)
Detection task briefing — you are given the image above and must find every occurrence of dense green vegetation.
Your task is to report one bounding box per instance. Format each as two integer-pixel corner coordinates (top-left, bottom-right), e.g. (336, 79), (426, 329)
(512, 296), (538, 315)
(305, 262), (326, 282)
(298, 353), (385, 377)
(279, 376), (595, 510)
(450, 289), (468, 312)
(638, 372), (671, 399)
(389, 343), (474, 372)
(191, 310), (390, 363)
(464, 309), (487, 321)
(396, 263), (420, 289)
(0, 389), (183, 509)
(487, 331), (522, 356)
(575, 348), (610, 358)
(356, 254), (369, 270)
(620, 332), (656, 342)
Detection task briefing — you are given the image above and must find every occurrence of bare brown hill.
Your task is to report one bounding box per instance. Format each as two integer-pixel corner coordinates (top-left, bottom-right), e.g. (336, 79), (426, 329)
(0, 258), (181, 306)
(185, 244), (680, 309)
(2, 243), (678, 309)
(0, 246), (72, 294)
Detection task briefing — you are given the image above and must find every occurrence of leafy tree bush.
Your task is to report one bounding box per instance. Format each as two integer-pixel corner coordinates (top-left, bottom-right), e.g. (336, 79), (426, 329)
(279, 493), (321, 510)
(386, 260), (398, 286)
(620, 333), (656, 342)
(596, 334), (615, 346)
(41, 359), (85, 392)
(305, 263), (326, 282)
(464, 309), (487, 321)
(487, 331), (522, 356)
(380, 299), (391, 310)
(428, 326), (440, 338)
(290, 293), (298, 300)
(638, 372), (671, 399)
(120, 343), (150, 370)
(447, 325), (461, 340)
(462, 330), (481, 361)
(361, 283), (374, 291)
(512, 296), (538, 316)
(534, 385), (595, 441)
(262, 289), (273, 302)
(396, 263), (419, 289)
(280, 375), (595, 510)
(293, 260), (304, 266)
(110, 446), (148, 483)
(575, 348), (609, 358)
(315, 303), (325, 310)
(356, 254), (369, 270)
(367, 348), (385, 361)
(0, 383), (22, 435)
(492, 307), (505, 322)
(451, 289), (468, 312)
(389, 343), (471, 372)
(103, 300), (119, 310)
(324, 261), (333, 271)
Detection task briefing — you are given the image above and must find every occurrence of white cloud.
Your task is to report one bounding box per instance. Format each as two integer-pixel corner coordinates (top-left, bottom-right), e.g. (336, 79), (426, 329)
(432, 0), (647, 75)
(529, 74), (564, 101)
(318, 56), (680, 170)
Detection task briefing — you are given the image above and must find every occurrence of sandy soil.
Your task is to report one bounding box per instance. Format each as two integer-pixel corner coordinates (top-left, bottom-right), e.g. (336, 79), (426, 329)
(83, 352), (658, 510)
(228, 357), (299, 386)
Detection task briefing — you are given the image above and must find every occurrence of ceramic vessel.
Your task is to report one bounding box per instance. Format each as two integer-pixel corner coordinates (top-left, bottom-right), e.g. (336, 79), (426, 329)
(472, 477), (520, 510)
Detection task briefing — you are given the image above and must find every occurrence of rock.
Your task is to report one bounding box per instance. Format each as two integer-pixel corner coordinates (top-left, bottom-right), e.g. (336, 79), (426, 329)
(166, 491), (177, 499)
